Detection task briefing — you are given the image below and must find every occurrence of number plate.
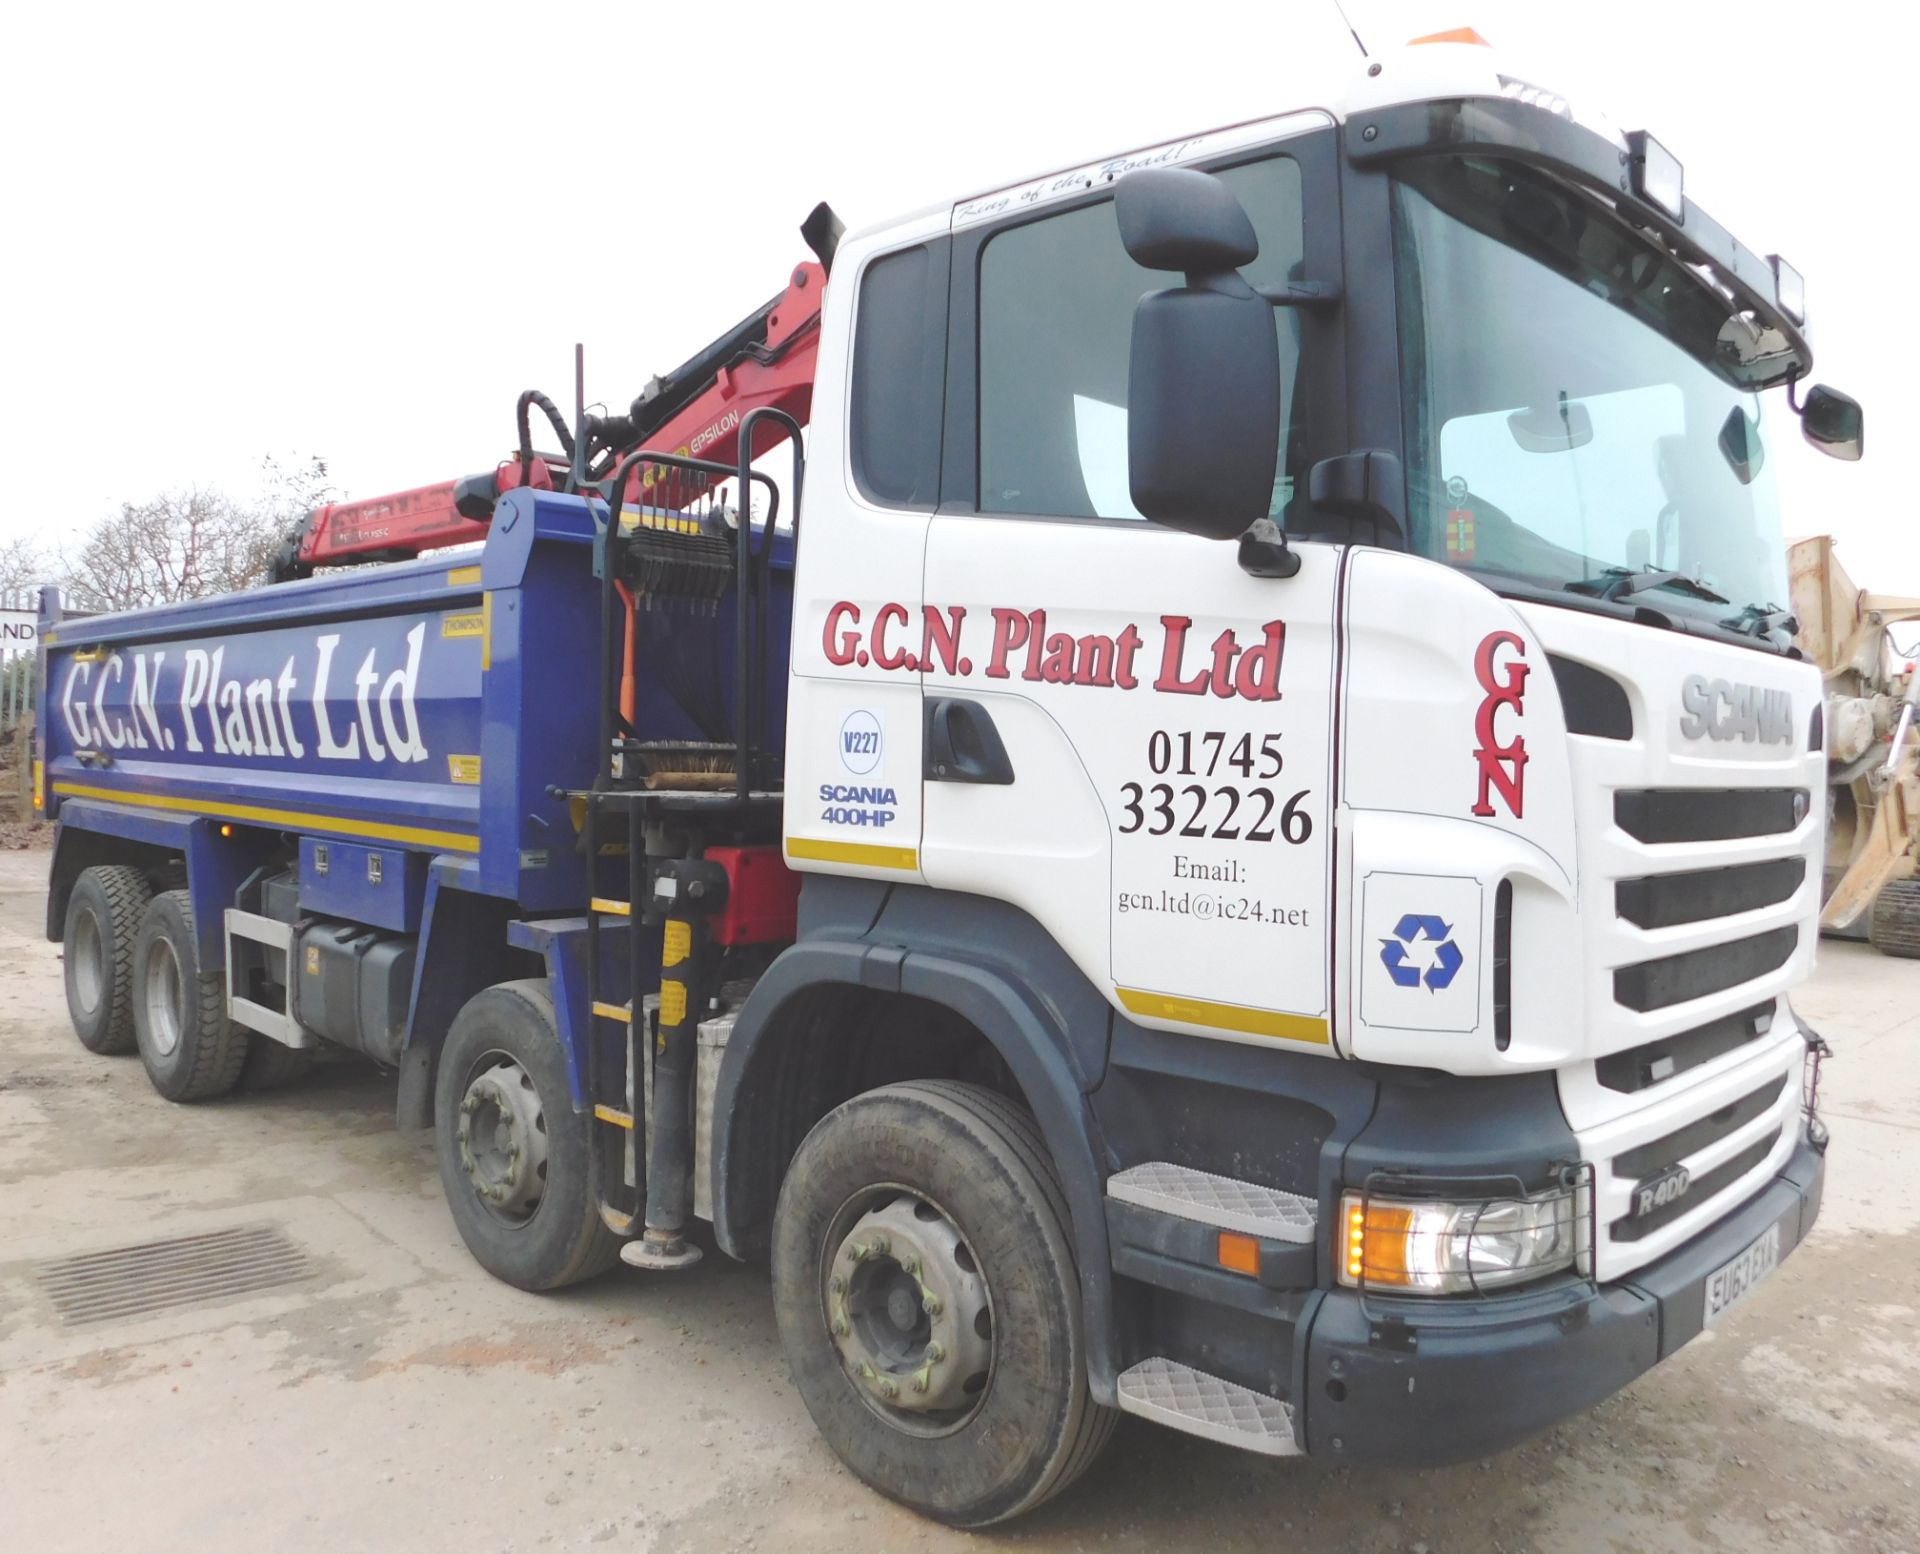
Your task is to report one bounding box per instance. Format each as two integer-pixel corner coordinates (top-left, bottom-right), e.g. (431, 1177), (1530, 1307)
(1703, 1221), (1781, 1327)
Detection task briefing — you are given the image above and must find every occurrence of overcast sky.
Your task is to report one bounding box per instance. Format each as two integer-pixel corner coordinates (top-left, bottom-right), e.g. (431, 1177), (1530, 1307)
(5, 0), (1913, 604)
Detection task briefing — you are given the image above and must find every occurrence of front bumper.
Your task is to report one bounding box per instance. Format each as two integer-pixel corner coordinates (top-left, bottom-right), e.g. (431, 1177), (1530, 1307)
(1297, 1132), (1825, 1463)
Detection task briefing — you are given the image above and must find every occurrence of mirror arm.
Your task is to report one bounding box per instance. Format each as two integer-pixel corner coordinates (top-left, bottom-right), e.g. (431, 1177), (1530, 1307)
(1237, 518), (1301, 579)
(1257, 281), (1341, 310)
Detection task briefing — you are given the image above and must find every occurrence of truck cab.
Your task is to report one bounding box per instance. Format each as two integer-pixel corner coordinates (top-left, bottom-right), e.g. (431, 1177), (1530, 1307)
(38, 33), (1853, 1530)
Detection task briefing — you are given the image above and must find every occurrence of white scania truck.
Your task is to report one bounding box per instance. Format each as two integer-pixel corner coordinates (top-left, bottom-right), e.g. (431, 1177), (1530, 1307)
(41, 30), (1859, 1528)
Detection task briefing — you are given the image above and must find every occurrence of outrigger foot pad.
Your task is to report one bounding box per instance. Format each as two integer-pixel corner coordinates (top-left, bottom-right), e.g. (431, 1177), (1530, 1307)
(620, 1233), (704, 1272)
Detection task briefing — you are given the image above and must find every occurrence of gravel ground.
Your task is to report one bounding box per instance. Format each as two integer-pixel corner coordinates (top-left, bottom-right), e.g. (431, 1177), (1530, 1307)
(1, 846), (1916, 1553)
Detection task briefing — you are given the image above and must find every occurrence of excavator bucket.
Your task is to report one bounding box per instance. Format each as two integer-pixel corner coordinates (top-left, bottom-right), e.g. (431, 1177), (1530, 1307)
(1789, 536), (1920, 939)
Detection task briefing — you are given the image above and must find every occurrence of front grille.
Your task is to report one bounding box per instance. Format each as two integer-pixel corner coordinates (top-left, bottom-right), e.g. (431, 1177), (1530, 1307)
(1614, 788), (1806, 844)
(1615, 857), (1805, 929)
(1596, 1002), (1774, 1093)
(1614, 927), (1797, 1012)
(1609, 1129), (1781, 1241)
(1610, 1073), (1787, 1179)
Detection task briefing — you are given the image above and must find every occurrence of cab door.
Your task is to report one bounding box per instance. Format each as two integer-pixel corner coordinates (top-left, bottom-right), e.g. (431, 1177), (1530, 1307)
(920, 120), (1348, 1052)
(782, 212), (950, 881)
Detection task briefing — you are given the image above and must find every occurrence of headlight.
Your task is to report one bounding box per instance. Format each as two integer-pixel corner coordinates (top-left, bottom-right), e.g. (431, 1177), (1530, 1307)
(1338, 1189), (1578, 1294)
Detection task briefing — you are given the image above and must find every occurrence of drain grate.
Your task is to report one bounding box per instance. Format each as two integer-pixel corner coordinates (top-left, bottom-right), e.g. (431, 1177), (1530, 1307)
(33, 1225), (312, 1326)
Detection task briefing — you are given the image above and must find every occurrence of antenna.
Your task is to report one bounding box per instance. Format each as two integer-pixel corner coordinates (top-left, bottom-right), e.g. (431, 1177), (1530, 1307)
(1330, 0), (1369, 57)
(571, 342), (586, 491)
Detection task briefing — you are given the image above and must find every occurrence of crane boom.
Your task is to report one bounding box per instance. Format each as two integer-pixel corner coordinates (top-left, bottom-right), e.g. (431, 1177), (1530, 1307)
(273, 253), (828, 579)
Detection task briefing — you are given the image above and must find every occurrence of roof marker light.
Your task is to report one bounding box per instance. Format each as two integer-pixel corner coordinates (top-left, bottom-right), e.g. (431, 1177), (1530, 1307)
(1408, 26), (1492, 46)
(1627, 131), (1685, 223)
(1770, 255), (1806, 325)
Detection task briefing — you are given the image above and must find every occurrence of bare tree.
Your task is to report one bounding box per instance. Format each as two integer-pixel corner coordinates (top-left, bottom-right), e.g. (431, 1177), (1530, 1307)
(0, 534), (49, 602)
(61, 453), (344, 615)
(256, 452), (340, 527)
(62, 489), (288, 613)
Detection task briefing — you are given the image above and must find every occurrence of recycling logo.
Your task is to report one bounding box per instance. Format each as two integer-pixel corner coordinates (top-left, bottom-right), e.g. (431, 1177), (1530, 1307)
(1378, 914), (1464, 992)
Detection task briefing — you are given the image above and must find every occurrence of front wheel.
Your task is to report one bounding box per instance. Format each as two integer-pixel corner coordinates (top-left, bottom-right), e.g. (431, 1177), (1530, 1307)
(771, 1080), (1114, 1528)
(432, 980), (620, 1291)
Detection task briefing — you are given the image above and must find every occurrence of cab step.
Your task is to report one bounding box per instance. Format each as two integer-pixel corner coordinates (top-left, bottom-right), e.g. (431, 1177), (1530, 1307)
(1106, 1162), (1317, 1243)
(1115, 1358), (1301, 1455)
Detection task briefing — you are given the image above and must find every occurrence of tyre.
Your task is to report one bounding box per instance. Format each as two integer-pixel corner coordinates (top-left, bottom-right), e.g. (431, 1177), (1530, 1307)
(132, 890), (250, 1101)
(1868, 878), (1920, 959)
(62, 865), (153, 1054)
(433, 980), (621, 1291)
(771, 1080), (1115, 1528)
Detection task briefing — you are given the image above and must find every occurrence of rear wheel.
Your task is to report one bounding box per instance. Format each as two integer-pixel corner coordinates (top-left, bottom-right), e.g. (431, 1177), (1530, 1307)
(132, 890), (249, 1101)
(63, 865), (152, 1054)
(1868, 878), (1920, 959)
(771, 1080), (1114, 1528)
(433, 980), (620, 1291)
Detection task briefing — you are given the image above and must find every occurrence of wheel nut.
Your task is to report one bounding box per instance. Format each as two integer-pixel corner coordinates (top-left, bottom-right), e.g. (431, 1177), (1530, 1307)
(830, 1315), (848, 1337)
(877, 1377), (898, 1399)
(829, 1275), (846, 1295)
(926, 1341), (945, 1364)
(900, 1254), (919, 1277)
(922, 1294), (943, 1317)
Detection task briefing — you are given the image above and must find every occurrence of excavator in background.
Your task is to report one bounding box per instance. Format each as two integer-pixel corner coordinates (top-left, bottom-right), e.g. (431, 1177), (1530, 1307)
(1790, 536), (1920, 956)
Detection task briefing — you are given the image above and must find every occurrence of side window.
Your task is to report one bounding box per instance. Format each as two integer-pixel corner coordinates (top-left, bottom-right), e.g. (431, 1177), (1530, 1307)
(977, 156), (1306, 521)
(850, 242), (947, 509)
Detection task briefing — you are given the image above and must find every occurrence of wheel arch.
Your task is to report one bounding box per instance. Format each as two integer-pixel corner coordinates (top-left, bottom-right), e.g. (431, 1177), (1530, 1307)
(397, 861), (544, 1128)
(710, 937), (1120, 1399)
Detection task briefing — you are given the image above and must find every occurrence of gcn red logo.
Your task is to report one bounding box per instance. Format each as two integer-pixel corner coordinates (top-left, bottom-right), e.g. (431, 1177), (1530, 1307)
(1470, 631), (1528, 819)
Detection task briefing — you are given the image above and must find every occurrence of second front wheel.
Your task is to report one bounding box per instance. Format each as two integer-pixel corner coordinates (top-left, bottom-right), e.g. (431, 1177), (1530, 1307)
(432, 980), (620, 1291)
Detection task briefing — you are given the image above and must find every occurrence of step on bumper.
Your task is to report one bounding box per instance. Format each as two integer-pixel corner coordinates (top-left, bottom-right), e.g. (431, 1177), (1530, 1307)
(1106, 1162), (1317, 1242)
(1116, 1358), (1302, 1456)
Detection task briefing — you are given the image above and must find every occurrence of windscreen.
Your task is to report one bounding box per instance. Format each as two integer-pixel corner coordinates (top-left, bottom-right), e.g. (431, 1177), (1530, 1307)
(1392, 155), (1793, 641)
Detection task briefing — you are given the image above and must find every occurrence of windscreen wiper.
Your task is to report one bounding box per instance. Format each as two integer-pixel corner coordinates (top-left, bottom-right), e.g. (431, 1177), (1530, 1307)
(1724, 602), (1799, 640)
(1566, 568), (1729, 605)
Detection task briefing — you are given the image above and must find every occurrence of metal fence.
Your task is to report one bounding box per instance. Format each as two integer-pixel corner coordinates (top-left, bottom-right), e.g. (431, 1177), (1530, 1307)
(2, 591), (39, 817)
(2, 591), (37, 734)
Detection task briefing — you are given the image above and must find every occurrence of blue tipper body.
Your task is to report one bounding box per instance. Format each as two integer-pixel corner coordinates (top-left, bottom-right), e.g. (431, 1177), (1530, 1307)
(36, 490), (794, 1099)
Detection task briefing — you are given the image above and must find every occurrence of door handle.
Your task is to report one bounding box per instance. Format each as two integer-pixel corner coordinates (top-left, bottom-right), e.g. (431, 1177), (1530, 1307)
(925, 697), (1015, 785)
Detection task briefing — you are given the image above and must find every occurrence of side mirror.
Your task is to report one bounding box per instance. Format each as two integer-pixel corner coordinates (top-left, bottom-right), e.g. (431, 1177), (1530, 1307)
(1800, 384), (1863, 461)
(1120, 168), (1280, 541)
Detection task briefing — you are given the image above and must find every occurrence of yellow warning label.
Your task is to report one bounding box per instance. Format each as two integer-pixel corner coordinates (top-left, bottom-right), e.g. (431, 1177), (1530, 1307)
(660, 979), (687, 1025)
(305, 946), (320, 975)
(442, 611), (484, 639)
(447, 565), (482, 586)
(447, 754), (482, 785)
(663, 919), (691, 967)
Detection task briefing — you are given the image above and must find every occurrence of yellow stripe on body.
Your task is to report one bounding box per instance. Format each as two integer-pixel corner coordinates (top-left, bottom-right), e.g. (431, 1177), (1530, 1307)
(591, 1000), (632, 1024)
(447, 565), (482, 586)
(590, 897), (631, 917)
(593, 1105), (634, 1130)
(785, 837), (919, 872)
(51, 782), (480, 854)
(1115, 987), (1331, 1046)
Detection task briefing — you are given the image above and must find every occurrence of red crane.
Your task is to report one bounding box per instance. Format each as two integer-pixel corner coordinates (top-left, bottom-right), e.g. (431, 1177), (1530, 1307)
(272, 205), (841, 580)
